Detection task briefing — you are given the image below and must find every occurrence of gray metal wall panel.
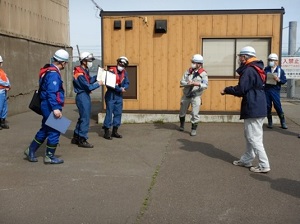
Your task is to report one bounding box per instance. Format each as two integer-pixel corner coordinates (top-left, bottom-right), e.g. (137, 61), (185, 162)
(0, 0), (70, 46)
(0, 0), (72, 115)
(0, 34), (72, 116)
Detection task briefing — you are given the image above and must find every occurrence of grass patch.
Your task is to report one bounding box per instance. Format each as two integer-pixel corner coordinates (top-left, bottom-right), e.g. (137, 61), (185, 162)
(135, 165), (161, 223)
(153, 119), (164, 124)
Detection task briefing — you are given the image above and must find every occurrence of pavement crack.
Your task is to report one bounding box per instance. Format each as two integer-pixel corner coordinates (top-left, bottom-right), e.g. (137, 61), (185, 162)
(135, 132), (172, 224)
(135, 164), (161, 224)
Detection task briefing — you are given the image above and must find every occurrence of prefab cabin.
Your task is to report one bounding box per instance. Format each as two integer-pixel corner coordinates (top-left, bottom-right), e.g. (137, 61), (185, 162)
(100, 8), (284, 114)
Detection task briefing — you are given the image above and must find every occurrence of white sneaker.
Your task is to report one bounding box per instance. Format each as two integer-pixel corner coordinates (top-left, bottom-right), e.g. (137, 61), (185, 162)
(232, 160), (252, 168)
(250, 166), (270, 173)
(190, 130), (197, 136)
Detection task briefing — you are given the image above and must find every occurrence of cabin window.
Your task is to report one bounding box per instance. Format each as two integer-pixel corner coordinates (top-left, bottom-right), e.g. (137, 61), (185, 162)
(106, 65), (137, 99)
(203, 38), (270, 78)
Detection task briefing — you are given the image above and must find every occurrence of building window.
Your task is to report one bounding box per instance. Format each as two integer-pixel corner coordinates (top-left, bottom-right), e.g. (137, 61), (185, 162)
(123, 66), (137, 99)
(106, 65), (137, 99)
(203, 38), (270, 78)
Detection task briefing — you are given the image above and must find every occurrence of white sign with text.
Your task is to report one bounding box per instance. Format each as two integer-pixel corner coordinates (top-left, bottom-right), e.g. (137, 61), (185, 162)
(281, 56), (300, 79)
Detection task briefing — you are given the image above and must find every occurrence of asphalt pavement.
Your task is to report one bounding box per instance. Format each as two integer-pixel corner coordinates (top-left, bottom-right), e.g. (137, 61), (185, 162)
(1, 100), (299, 224)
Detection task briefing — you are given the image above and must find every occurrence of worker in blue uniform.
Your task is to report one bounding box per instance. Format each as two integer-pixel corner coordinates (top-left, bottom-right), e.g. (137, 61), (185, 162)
(264, 53), (287, 129)
(0, 55), (11, 130)
(24, 49), (69, 164)
(71, 52), (102, 148)
(102, 56), (129, 140)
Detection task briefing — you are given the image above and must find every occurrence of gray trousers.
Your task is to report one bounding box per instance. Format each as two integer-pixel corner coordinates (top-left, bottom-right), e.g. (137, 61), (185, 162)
(241, 117), (270, 168)
(179, 95), (201, 124)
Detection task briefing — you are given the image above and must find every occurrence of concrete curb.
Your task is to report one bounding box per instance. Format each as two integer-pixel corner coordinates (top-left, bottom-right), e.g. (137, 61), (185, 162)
(98, 113), (280, 124)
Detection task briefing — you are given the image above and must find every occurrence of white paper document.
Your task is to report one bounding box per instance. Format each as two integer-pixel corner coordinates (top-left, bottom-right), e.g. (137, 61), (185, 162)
(266, 72), (277, 85)
(97, 67), (116, 88)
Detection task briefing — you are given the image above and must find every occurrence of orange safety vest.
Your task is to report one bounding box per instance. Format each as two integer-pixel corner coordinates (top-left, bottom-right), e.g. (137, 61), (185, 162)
(188, 67), (205, 77)
(39, 64), (60, 78)
(109, 67), (125, 85)
(249, 65), (266, 83)
(73, 66), (90, 83)
(244, 58), (266, 83)
(0, 68), (10, 89)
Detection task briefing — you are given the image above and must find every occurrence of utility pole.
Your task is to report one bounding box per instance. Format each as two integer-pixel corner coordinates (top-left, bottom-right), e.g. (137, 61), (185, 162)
(287, 21), (297, 98)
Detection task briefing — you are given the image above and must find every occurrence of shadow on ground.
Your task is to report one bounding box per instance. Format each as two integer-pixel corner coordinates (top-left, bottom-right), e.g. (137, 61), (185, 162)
(250, 174), (300, 199)
(177, 138), (237, 164)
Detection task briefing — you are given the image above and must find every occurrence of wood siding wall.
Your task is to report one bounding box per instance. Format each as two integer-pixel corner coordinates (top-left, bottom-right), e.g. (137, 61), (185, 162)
(102, 12), (282, 112)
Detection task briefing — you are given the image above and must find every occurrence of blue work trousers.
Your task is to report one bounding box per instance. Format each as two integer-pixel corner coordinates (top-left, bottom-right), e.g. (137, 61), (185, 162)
(103, 91), (123, 128)
(265, 89), (283, 116)
(74, 92), (91, 139)
(34, 100), (61, 145)
(0, 92), (8, 119)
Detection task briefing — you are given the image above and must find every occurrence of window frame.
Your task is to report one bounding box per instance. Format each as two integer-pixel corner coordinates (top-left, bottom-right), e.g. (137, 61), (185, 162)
(202, 38), (271, 79)
(105, 65), (138, 99)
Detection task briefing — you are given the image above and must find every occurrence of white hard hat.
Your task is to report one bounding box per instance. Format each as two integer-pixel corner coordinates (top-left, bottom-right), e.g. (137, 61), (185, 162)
(191, 54), (204, 64)
(117, 56), (129, 66)
(268, 53), (278, 61)
(53, 49), (69, 62)
(238, 46), (256, 57)
(0, 55), (3, 63)
(80, 52), (95, 62)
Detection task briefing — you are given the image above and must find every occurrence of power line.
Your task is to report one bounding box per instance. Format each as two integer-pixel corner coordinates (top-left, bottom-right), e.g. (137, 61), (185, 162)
(90, 0), (103, 11)
(90, 0), (103, 18)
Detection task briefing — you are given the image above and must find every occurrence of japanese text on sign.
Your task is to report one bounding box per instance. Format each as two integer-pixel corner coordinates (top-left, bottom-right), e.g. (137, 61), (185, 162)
(281, 56), (300, 79)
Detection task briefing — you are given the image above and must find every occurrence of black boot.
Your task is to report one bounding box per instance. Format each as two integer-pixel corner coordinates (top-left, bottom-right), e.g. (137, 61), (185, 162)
(191, 123), (198, 136)
(112, 126), (122, 138)
(78, 137), (94, 148)
(0, 118), (9, 129)
(71, 133), (79, 145)
(103, 128), (112, 140)
(179, 116), (185, 131)
(267, 114), (273, 128)
(279, 114), (288, 129)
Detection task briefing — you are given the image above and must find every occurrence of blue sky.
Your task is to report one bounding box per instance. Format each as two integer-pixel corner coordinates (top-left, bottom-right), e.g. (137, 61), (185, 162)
(69, 0), (300, 58)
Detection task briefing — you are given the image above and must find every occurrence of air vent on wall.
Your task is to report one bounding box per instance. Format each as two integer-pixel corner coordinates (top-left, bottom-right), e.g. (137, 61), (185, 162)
(125, 20), (133, 29)
(155, 20), (167, 33)
(114, 20), (121, 30)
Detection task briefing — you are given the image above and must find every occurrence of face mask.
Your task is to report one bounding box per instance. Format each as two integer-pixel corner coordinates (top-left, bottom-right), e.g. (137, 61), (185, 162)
(117, 66), (124, 72)
(269, 61), (275, 67)
(191, 63), (197, 69)
(87, 62), (93, 69)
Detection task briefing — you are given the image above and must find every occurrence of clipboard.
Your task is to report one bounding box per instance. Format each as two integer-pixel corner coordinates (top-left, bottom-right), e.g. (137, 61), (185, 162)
(266, 72), (277, 85)
(45, 112), (71, 134)
(97, 67), (116, 88)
